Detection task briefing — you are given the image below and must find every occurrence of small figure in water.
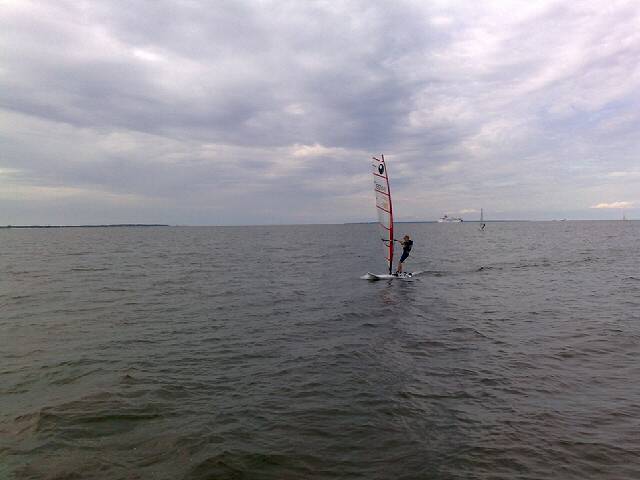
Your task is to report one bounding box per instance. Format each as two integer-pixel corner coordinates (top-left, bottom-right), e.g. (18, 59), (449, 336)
(481, 223), (486, 231)
(395, 234), (413, 275)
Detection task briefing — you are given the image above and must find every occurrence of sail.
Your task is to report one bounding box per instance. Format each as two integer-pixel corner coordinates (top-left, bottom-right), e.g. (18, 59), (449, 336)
(480, 208), (484, 223)
(372, 155), (394, 274)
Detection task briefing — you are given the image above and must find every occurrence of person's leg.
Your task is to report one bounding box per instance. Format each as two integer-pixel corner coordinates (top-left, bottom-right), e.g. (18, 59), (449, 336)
(397, 251), (408, 273)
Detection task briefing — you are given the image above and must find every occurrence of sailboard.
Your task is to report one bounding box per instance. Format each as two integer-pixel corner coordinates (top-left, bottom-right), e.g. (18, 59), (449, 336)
(365, 155), (415, 280)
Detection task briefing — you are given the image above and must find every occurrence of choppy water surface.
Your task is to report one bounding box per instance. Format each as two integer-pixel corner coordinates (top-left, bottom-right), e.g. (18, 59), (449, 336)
(2, 222), (640, 479)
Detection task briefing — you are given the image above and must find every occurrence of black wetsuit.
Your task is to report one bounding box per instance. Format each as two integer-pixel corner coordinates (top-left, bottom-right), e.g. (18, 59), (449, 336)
(400, 240), (413, 262)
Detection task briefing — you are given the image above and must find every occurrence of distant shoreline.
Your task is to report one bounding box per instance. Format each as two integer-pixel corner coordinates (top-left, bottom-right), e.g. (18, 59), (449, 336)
(345, 220), (531, 224)
(0, 220), (634, 229)
(346, 219), (635, 224)
(0, 224), (169, 229)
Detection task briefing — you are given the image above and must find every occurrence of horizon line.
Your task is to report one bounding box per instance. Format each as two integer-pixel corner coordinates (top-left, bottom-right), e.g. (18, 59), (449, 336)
(1, 219), (636, 229)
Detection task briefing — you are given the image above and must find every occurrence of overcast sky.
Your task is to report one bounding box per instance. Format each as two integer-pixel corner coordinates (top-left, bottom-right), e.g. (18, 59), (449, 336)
(1, 0), (639, 225)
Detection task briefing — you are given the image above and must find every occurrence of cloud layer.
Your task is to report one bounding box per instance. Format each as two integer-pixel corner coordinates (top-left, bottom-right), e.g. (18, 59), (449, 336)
(591, 201), (634, 209)
(1, 0), (639, 224)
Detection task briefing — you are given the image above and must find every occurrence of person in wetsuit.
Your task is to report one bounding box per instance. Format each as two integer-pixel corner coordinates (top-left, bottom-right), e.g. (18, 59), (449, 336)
(395, 234), (413, 275)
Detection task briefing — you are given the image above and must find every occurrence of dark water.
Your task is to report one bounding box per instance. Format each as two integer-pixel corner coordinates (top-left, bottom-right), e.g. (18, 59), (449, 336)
(2, 222), (640, 479)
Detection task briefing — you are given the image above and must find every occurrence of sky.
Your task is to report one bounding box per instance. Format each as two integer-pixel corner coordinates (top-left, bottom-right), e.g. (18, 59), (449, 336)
(1, 0), (639, 225)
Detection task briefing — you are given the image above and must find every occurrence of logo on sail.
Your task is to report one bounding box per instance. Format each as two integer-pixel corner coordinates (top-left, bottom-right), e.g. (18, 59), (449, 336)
(378, 164), (385, 175)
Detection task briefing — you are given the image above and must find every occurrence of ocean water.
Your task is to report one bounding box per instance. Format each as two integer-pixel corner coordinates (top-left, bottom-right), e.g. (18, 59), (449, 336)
(1, 221), (640, 479)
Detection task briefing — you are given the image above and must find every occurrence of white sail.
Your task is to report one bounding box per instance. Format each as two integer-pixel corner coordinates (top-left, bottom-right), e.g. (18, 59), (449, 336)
(372, 155), (394, 274)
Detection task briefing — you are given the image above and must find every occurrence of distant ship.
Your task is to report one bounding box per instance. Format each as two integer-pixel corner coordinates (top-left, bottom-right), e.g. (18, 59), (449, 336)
(438, 214), (463, 223)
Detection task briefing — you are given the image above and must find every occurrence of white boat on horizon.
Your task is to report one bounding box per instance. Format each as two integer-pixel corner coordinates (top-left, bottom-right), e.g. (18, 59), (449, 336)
(438, 214), (463, 223)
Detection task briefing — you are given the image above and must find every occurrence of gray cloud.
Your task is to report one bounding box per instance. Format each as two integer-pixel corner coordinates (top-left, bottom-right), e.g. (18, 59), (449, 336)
(1, 0), (639, 224)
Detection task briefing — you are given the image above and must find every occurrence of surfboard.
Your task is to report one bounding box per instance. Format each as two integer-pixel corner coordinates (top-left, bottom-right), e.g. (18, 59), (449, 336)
(363, 272), (413, 280)
(362, 270), (423, 280)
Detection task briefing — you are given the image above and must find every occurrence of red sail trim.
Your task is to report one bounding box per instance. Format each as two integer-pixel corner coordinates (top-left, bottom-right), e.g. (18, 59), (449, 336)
(375, 190), (390, 197)
(378, 222), (390, 230)
(376, 205), (391, 214)
(373, 172), (387, 179)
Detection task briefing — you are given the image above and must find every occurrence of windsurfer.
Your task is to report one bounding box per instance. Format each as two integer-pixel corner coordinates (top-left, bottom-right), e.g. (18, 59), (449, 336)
(395, 235), (413, 275)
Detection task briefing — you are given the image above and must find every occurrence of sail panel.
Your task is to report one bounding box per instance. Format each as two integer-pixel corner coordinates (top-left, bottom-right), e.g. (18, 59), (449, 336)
(372, 155), (394, 274)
